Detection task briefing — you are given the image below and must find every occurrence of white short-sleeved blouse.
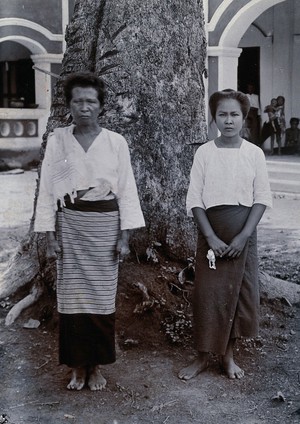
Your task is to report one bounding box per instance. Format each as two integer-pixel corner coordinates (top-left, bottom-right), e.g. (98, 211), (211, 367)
(186, 139), (273, 216)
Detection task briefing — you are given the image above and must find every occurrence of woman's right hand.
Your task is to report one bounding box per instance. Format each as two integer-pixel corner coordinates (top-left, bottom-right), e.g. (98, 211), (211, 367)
(206, 234), (228, 258)
(192, 208), (228, 257)
(46, 232), (61, 261)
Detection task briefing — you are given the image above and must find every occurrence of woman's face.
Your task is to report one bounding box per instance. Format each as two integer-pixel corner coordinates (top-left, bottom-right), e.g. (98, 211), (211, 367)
(215, 99), (244, 137)
(69, 86), (102, 126)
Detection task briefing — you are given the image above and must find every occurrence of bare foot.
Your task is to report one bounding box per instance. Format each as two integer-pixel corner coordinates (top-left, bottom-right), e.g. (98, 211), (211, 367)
(221, 358), (244, 379)
(178, 355), (208, 380)
(88, 365), (107, 391)
(67, 367), (86, 390)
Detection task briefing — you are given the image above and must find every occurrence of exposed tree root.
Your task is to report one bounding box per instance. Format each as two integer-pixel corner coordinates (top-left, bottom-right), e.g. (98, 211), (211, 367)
(5, 281), (44, 326)
(259, 270), (300, 304)
(0, 234), (42, 300)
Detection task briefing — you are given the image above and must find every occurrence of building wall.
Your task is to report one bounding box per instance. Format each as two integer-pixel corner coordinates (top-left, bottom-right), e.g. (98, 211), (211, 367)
(239, 0), (300, 136)
(0, 0), (63, 33)
(0, 0), (75, 168)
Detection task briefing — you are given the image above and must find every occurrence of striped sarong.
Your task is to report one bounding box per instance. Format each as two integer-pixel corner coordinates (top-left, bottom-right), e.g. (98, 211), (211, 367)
(193, 205), (259, 356)
(56, 198), (120, 367)
(56, 198), (120, 315)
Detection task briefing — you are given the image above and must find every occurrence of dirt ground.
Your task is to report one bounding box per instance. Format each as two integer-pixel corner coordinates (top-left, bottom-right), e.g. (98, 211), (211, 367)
(0, 177), (299, 423)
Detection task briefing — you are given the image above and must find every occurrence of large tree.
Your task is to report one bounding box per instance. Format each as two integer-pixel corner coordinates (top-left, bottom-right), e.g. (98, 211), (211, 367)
(55, 0), (208, 255)
(0, 0), (208, 319)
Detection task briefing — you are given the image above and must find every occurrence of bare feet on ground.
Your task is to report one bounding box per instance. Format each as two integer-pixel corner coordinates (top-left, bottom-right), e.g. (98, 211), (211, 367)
(221, 358), (244, 379)
(67, 367), (86, 390)
(178, 354), (208, 380)
(88, 365), (107, 391)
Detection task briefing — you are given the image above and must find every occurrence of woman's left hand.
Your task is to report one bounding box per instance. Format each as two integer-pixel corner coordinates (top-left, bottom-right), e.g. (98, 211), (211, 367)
(223, 204), (266, 259)
(116, 230), (130, 262)
(221, 233), (248, 259)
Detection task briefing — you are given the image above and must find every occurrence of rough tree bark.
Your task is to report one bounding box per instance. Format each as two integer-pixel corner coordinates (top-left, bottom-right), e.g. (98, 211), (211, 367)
(56, 0), (208, 256)
(1, 0), (298, 322)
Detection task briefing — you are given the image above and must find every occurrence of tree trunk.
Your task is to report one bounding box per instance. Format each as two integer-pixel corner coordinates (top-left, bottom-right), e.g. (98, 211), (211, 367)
(54, 0), (208, 257)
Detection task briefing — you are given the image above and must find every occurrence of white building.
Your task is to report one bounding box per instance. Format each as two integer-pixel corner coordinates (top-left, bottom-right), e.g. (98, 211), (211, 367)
(0, 0), (75, 169)
(205, 0), (299, 147)
(1, 0), (298, 167)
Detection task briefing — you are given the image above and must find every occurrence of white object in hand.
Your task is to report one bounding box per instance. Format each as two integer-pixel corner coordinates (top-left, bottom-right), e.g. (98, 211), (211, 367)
(206, 249), (216, 269)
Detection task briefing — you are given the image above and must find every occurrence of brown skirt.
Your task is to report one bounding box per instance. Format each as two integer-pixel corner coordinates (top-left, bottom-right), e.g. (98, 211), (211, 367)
(193, 205), (259, 356)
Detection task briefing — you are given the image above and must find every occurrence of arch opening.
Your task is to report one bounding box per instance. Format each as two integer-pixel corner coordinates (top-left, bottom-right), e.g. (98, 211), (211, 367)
(0, 41), (37, 108)
(219, 0), (287, 47)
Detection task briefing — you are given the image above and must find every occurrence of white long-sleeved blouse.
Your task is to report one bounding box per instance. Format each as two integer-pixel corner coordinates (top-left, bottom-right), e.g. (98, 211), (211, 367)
(186, 139), (272, 216)
(34, 125), (145, 232)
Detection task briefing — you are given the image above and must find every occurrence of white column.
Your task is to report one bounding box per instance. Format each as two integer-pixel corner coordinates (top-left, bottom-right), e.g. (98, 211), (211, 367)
(30, 54), (62, 136)
(206, 46), (242, 140)
(208, 46), (242, 91)
(61, 0), (69, 52)
(291, 35), (300, 118)
(31, 56), (51, 109)
(30, 54), (62, 109)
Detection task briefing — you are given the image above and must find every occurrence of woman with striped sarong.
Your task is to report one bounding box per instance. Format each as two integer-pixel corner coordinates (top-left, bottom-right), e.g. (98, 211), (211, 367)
(179, 89), (272, 381)
(34, 72), (145, 390)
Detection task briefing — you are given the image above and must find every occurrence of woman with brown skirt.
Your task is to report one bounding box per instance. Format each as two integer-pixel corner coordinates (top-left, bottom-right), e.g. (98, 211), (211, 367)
(179, 89), (272, 380)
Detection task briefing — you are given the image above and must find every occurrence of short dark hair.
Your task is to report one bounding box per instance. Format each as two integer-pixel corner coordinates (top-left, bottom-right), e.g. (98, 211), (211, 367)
(209, 89), (250, 120)
(290, 117), (299, 125)
(276, 95), (285, 104)
(63, 72), (105, 106)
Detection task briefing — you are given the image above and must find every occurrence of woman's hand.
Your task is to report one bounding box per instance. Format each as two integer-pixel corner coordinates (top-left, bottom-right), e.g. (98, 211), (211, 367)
(116, 230), (130, 262)
(191, 208), (228, 258)
(46, 231), (61, 261)
(206, 234), (228, 258)
(222, 204), (266, 259)
(222, 233), (248, 259)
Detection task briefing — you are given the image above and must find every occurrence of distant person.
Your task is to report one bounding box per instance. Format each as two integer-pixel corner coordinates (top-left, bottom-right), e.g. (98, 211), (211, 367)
(263, 98), (281, 154)
(34, 72), (145, 391)
(285, 117), (300, 154)
(276, 96), (286, 132)
(179, 89), (272, 381)
(274, 95), (286, 155)
(240, 83), (261, 144)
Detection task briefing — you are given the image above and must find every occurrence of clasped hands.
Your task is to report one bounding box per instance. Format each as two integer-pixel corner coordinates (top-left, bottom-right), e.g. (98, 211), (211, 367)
(206, 232), (248, 259)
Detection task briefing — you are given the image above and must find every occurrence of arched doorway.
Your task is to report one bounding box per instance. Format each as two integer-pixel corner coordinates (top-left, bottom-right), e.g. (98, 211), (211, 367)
(0, 41), (36, 108)
(206, 0), (288, 139)
(208, 0), (287, 92)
